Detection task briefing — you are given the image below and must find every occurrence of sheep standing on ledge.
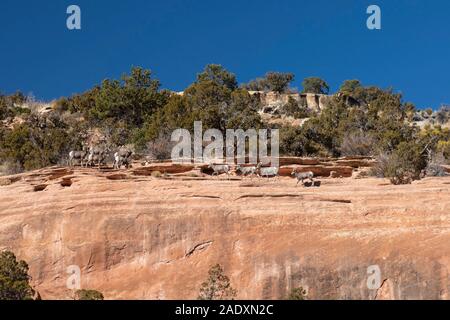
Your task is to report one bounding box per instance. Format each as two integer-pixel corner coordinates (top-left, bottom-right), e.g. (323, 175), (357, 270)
(291, 169), (314, 186)
(208, 163), (231, 179)
(236, 164), (257, 178)
(113, 146), (133, 169)
(68, 150), (88, 167)
(256, 162), (279, 179)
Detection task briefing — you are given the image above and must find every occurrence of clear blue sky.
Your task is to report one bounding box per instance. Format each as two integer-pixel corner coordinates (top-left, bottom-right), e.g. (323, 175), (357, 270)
(0, 0), (449, 109)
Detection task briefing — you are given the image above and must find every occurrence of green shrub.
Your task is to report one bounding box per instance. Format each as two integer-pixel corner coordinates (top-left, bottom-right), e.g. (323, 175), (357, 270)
(140, 69), (262, 146)
(0, 92), (28, 120)
(280, 97), (310, 119)
(0, 251), (36, 300)
(288, 287), (307, 300)
(0, 114), (82, 171)
(198, 264), (237, 300)
(373, 141), (427, 184)
(302, 77), (329, 94)
(338, 79), (362, 95)
(279, 125), (325, 156)
(74, 289), (104, 300)
(242, 72), (294, 93)
(197, 64), (238, 91)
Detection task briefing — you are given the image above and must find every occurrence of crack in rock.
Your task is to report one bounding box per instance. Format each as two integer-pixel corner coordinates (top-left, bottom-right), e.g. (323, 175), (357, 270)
(185, 241), (213, 258)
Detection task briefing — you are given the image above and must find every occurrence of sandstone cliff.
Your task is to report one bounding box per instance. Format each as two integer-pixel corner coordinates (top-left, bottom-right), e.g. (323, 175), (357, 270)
(0, 165), (449, 300)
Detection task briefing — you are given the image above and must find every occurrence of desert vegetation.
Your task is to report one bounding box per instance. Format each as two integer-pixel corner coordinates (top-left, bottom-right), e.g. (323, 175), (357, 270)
(198, 264), (237, 300)
(0, 251), (37, 300)
(287, 287), (308, 300)
(1, 64), (449, 184)
(0, 250), (104, 300)
(74, 289), (104, 301)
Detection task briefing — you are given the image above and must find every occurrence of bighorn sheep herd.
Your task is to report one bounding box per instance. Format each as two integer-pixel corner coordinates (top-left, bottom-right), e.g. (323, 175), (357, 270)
(68, 149), (315, 186)
(210, 162), (315, 186)
(68, 145), (132, 169)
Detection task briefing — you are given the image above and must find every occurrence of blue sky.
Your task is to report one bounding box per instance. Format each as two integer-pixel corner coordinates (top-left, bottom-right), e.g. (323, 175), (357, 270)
(0, 0), (449, 109)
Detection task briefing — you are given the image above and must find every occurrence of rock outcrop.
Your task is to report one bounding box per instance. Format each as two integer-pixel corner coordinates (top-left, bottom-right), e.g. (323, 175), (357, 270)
(248, 91), (332, 114)
(0, 166), (449, 300)
(130, 157), (374, 179)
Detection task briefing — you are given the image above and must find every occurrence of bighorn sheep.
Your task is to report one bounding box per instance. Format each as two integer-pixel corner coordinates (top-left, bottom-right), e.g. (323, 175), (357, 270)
(208, 163), (231, 178)
(87, 152), (106, 168)
(291, 169), (314, 186)
(236, 164), (257, 178)
(256, 162), (279, 179)
(113, 146), (133, 169)
(68, 150), (88, 167)
(87, 144), (109, 168)
(113, 152), (132, 169)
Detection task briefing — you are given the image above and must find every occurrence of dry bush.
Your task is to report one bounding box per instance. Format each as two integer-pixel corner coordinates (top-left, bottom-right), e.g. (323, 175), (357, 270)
(437, 140), (450, 164)
(0, 161), (23, 176)
(373, 155), (415, 185)
(389, 168), (414, 185)
(372, 142), (427, 185)
(425, 153), (447, 177)
(151, 170), (162, 178)
(340, 132), (376, 157)
(146, 135), (174, 161)
(371, 154), (414, 184)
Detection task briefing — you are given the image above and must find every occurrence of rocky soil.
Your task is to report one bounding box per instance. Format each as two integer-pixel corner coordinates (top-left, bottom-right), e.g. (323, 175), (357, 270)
(0, 164), (449, 300)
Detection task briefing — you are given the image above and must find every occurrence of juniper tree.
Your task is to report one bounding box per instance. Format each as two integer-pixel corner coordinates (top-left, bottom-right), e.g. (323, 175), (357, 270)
(198, 264), (237, 300)
(0, 251), (35, 300)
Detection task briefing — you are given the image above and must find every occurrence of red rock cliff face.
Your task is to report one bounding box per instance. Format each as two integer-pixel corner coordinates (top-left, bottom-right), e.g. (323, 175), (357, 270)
(0, 167), (449, 300)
